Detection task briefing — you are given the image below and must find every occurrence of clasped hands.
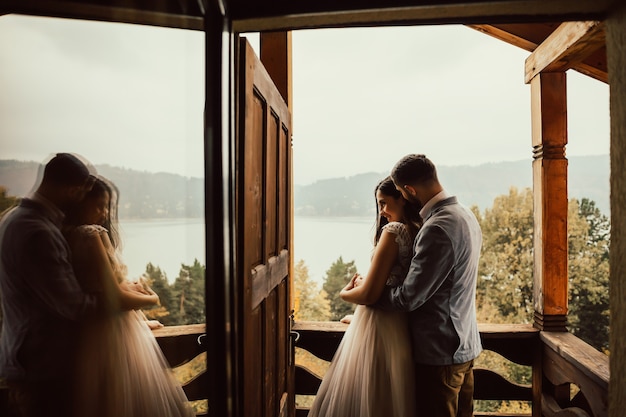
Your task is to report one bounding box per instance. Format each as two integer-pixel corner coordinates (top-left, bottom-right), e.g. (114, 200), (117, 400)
(123, 277), (157, 297)
(343, 272), (364, 291)
(121, 278), (164, 329)
(339, 273), (365, 324)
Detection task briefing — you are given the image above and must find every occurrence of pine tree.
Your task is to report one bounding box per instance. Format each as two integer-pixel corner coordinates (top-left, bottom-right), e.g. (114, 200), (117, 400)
(141, 263), (175, 324)
(322, 256), (357, 321)
(171, 259), (206, 325)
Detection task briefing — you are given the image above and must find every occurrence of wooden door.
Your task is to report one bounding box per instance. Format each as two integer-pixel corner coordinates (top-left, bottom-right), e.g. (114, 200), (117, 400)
(236, 37), (293, 417)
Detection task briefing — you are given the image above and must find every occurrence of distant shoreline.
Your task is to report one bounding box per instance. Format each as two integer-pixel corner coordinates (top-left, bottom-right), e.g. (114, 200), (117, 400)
(1, 155), (610, 217)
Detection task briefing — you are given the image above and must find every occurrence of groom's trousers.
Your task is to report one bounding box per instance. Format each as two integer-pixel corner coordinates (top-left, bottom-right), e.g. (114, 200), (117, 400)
(414, 359), (474, 417)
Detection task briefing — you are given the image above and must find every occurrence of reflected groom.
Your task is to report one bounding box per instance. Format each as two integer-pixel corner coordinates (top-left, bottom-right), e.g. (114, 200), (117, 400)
(0, 153), (99, 417)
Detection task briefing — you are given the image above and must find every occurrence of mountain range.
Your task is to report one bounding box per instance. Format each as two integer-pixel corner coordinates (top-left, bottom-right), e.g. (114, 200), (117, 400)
(294, 155), (610, 217)
(0, 154), (610, 219)
(0, 160), (204, 219)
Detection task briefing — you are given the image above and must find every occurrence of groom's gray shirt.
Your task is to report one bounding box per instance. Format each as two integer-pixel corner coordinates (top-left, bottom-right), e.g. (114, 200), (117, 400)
(0, 197), (97, 382)
(377, 196), (483, 366)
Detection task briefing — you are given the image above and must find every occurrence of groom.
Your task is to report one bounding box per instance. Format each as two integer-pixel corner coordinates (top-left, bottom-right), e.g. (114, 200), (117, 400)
(375, 154), (483, 417)
(0, 153), (101, 417)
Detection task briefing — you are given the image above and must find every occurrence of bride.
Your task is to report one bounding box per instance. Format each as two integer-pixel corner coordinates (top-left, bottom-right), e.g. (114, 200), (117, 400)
(308, 176), (422, 417)
(63, 176), (194, 417)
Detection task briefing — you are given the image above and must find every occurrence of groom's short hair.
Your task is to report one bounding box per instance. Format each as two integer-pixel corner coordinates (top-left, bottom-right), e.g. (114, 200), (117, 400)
(42, 153), (95, 186)
(391, 154), (438, 187)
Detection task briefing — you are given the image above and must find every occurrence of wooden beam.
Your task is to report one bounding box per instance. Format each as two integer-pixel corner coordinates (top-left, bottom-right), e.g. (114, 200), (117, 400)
(0, 0), (204, 30)
(470, 23), (608, 83)
(525, 20), (605, 83)
(232, 0), (612, 32)
(260, 31), (293, 110)
(569, 53), (609, 83)
(469, 23), (540, 51)
(607, 4), (626, 417)
(2, 0), (615, 34)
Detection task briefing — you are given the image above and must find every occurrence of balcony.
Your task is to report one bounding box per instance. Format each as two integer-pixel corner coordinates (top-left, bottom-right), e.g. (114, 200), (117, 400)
(153, 324), (208, 415)
(0, 321), (609, 417)
(292, 321), (609, 417)
(0, 324), (208, 417)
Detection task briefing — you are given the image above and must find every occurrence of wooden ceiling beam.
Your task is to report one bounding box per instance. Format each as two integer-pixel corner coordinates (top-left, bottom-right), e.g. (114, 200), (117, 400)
(525, 20), (606, 83)
(468, 24), (540, 51)
(1, 0), (615, 33)
(1, 0), (610, 84)
(231, 0), (612, 32)
(0, 0), (204, 30)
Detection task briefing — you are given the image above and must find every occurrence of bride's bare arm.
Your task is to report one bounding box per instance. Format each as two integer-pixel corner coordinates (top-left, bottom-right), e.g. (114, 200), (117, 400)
(82, 231), (159, 311)
(340, 229), (399, 305)
(100, 233), (160, 310)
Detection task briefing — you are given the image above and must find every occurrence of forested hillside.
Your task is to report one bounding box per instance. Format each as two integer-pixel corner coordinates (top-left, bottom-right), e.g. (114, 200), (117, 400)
(294, 154), (610, 216)
(0, 154), (610, 218)
(0, 160), (204, 219)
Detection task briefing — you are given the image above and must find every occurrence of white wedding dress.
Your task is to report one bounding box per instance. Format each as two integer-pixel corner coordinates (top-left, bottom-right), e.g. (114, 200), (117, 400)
(308, 221), (416, 417)
(68, 224), (194, 417)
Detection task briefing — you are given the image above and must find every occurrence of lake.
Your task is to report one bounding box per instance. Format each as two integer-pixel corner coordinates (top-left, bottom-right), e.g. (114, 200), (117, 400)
(120, 218), (206, 281)
(292, 216), (376, 286)
(120, 216), (377, 286)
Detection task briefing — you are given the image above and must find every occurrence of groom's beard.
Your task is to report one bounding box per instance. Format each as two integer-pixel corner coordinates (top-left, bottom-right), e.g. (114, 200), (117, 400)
(407, 194), (422, 208)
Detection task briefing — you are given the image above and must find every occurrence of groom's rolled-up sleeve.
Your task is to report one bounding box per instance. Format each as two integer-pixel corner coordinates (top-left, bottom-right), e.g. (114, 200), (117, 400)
(375, 225), (454, 312)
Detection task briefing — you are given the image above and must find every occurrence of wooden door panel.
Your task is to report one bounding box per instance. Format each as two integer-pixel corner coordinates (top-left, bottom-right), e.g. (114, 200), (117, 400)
(266, 112), (279, 259)
(277, 280), (288, 391)
(264, 290), (278, 417)
(243, 307), (263, 417)
(238, 37), (293, 417)
(278, 126), (289, 251)
(251, 250), (289, 309)
(243, 90), (265, 268)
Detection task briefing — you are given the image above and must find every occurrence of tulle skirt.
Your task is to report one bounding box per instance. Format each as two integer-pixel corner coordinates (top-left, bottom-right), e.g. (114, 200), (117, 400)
(73, 310), (194, 417)
(309, 305), (416, 417)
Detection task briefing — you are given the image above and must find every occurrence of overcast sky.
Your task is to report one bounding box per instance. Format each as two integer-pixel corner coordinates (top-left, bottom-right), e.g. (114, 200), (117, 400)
(0, 14), (610, 185)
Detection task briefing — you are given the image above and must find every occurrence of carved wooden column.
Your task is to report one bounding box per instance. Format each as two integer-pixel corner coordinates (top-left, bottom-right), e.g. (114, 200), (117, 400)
(530, 72), (569, 331)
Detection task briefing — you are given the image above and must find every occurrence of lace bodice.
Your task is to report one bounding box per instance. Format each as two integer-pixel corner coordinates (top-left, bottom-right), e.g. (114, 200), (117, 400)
(75, 223), (107, 236)
(73, 224), (128, 285)
(382, 221), (414, 287)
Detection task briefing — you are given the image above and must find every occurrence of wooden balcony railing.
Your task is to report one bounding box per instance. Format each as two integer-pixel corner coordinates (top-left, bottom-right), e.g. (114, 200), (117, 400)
(539, 331), (609, 417)
(0, 322), (609, 417)
(293, 321), (610, 417)
(0, 324), (208, 417)
(153, 323), (208, 416)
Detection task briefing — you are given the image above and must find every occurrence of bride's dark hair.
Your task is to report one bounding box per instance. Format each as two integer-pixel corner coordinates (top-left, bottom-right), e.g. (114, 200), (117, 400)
(373, 176), (422, 245)
(65, 176), (121, 250)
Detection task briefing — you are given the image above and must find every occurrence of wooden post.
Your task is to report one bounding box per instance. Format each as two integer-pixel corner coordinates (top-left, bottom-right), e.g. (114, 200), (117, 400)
(530, 72), (569, 332)
(606, 3), (626, 416)
(260, 31), (293, 110)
